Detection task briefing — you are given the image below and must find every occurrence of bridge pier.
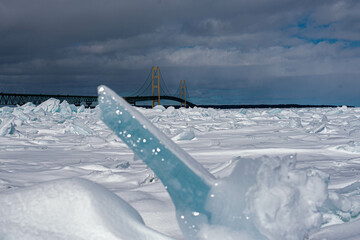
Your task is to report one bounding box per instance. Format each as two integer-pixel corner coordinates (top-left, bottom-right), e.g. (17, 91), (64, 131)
(152, 66), (160, 108)
(180, 80), (186, 108)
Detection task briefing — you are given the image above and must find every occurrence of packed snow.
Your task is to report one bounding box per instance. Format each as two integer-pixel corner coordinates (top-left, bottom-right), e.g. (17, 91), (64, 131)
(0, 93), (360, 239)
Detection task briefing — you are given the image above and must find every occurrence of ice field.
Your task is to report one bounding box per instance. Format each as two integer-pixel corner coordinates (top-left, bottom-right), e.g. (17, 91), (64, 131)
(0, 88), (360, 239)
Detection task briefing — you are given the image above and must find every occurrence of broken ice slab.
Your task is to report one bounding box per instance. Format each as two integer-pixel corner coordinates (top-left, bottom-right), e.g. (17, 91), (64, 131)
(0, 118), (16, 136)
(97, 86), (215, 222)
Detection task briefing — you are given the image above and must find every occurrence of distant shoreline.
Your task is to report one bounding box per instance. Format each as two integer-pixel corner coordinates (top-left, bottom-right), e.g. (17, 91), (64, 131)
(0, 103), (355, 109)
(136, 104), (354, 109)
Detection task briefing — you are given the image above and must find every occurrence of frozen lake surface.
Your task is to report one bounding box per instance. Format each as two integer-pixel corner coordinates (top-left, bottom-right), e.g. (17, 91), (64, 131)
(0, 98), (360, 239)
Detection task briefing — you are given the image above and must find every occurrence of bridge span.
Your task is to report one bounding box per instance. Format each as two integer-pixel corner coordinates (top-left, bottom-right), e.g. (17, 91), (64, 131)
(0, 93), (97, 107)
(0, 67), (192, 108)
(0, 93), (195, 107)
(125, 96), (195, 108)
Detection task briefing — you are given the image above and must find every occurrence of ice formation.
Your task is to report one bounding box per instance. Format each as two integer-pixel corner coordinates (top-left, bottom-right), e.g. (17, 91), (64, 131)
(0, 118), (16, 136)
(325, 181), (360, 222)
(65, 119), (94, 135)
(0, 178), (172, 240)
(98, 86), (215, 239)
(97, 85), (330, 240)
(36, 98), (61, 113)
(59, 100), (73, 118)
(1, 88), (359, 239)
(172, 129), (196, 141)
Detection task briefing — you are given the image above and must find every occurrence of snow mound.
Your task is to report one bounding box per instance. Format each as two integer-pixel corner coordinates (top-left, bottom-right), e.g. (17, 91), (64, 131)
(172, 129), (196, 141)
(0, 178), (173, 240)
(337, 141), (360, 153)
(310, 218), (360, 240)
(153, 105), (166, 112)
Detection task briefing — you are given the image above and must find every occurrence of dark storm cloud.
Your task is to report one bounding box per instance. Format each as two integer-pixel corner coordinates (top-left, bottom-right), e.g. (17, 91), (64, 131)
(0, 0), (359, 105)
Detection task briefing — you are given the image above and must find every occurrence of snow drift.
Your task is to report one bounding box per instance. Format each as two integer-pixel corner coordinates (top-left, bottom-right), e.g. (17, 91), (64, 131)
(0, 178), (172, 240)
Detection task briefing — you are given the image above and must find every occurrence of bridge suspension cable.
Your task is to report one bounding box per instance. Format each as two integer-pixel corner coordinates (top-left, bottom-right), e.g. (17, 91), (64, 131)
(159, 69), (172, 96)
(131, 71), (152, 97)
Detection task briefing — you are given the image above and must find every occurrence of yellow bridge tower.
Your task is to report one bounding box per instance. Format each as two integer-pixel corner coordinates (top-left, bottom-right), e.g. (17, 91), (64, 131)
(180, 80), (186, 108)
(152, 66), (160, 108)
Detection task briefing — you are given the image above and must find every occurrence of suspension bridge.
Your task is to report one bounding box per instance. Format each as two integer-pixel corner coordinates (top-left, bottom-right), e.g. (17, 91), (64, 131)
(0, 67), (195, 108)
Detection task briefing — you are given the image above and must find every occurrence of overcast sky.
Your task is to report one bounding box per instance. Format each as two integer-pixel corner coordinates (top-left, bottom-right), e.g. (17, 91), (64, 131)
(1, 0), (359, 106)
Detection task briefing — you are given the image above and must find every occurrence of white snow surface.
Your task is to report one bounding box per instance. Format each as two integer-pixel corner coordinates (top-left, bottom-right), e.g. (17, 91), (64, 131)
(0, 102), (360, 239)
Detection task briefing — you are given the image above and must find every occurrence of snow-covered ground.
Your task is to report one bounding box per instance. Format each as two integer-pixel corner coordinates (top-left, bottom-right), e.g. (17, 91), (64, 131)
(0, 98), (360, 239)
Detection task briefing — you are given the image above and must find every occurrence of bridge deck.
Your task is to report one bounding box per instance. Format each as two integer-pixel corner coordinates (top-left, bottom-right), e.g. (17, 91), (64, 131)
(0, 93), (194, 107)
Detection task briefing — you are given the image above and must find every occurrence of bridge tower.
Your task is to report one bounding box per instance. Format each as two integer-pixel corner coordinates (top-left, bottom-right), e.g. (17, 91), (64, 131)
(180, 80), (186, 108)
(152, 66), (160, 108)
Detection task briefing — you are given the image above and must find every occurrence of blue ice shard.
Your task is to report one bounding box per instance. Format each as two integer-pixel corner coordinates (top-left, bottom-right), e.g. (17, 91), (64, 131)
(98, 86), (215, 238)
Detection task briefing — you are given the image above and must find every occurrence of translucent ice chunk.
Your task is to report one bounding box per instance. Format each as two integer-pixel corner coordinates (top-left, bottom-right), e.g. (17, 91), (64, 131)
(77, 104), (85, 113)
(0, 106), (13, 114)
(59, 100), (73, 118)
(70, 104), (78, 112)
(20, 102), (37, 113)
(268, 108), (281, 114)
(98, 85), (215, 237)
(36, 98), (60, 113)
(12, 108), (31, 122)
(66, 120), (94, 135)
(0, 118), (15, 136)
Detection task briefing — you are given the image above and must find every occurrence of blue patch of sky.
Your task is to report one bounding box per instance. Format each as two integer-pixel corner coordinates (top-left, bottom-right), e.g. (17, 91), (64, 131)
(287, 15), (360, 49)
(294, 35), (360, 49)
(296, 14), (314, 29)
(279, 13), (312, 32)
(281, 14), (356, 48)
(297, 19), (308, 29)
(296, 36), (339, 44)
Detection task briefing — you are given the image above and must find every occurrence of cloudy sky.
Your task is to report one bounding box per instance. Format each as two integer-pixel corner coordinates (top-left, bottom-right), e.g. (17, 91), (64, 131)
(1, 0), (359, 106)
